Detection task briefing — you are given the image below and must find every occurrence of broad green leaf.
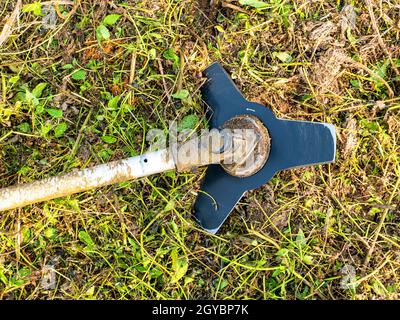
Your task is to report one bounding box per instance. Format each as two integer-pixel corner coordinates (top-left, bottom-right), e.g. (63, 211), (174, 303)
(371, 60), (390, 89)
(9, 75), (20, 84)
(178, 114), (198, 131)
(128, 237), (140, 250)
(163, 48), (179, 69)
(22, 228), (32, 243)
(96, 24), (110, 41)
(103, 14), (121, 26)
(295, 229), (306, 248)
(36, 103), (45, 114)
(32, 82), (47, 98)
(276, 248), (289, 257)
(101, 135), (117, 144)
(360, 119), (380, 133)
(163, 48), (178, 60)
(67, 199), (80, 212)
(78, 230), (96, 249)
(148, 48), (157, 60)
(18, 166), (30, 175)
(184, 276), (194, 285)
(17, 267), (31, 279)
(44, 227), (57, 239)
(149, 32), (162, 39)
(71, 69), (86, 81)
(0, 270), (7, 285)
(303, 255), (314, 265)
(46, 108), (63, 118)
(350, 79), (360, 88)
(273, 51), (293, 63)
(135, 265), (147, 273)
(172, 89), (189, 100)
(171, 249), (188, 283)
(300, 94), (312, 102)
(217, 279), (228, 291)
(108, 95), (120, 109)
(54, 122), (68, 138)
(272, 268), (282, 277)
(239, 0), (268, 9)
(62, 64), (74, 70)
(25, 89), (39, 106)
(98, 149), (113, 161)
(164, 170), (175, 179)
(85, 286), (95, 297)
(15, 91), (26, 103)
(215, 25), (225, 33)
(170, 220), (179, 233)
(12, 279), (27, 286)
(17, 122), (31, 133)
(150, 267), (163, 279)
(80, 81), (92, 92)
(163, 200), (175, 212)
(22, 2), (42, 16)
(41, 123), (53, 136)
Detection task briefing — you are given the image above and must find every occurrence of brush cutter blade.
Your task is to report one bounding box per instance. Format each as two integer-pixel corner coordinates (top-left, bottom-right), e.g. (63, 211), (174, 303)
(194, 62), (336, 233)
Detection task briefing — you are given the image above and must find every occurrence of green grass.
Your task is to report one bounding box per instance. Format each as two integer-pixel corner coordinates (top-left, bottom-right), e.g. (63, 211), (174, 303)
(0, 0), (399, 299)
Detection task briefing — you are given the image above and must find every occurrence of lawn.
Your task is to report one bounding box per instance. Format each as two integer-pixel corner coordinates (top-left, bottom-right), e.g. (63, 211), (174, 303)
(0, 0), (399, 299)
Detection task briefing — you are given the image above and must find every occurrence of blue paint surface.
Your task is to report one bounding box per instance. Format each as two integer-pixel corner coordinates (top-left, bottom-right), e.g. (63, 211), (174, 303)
(194, 62), (336, 233)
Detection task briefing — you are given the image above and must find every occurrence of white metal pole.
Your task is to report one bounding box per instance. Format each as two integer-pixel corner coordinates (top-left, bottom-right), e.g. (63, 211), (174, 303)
(0, 149), (175, 212)
(0, 128), (256, 212)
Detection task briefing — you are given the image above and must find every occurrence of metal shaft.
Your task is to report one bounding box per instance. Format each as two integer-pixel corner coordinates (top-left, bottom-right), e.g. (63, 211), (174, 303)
(0, 127), (259, 212)
(0, 149), (175, 212)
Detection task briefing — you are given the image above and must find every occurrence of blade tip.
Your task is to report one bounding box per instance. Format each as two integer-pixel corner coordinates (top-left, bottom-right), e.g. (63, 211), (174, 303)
(323, 123), (336, 162)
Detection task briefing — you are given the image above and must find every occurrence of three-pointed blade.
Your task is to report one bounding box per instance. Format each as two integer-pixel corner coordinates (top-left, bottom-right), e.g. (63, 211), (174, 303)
(193, 165), (247, 234)
(194, 62), (336, 234)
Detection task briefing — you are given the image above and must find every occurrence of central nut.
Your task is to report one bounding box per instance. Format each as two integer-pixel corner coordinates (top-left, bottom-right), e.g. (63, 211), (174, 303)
(221, 114), (271, 178)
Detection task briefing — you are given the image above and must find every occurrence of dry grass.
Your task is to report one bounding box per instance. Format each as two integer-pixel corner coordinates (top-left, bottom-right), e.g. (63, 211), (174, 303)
(0, 0), (399, 299)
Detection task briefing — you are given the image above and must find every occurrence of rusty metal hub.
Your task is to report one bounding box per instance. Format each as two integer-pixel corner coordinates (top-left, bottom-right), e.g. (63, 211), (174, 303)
(221, 114), (271, 178)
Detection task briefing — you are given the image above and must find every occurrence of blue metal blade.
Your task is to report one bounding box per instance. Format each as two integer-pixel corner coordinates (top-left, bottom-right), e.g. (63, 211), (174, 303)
(194, 62), (336, 233)
(193, 165), (247, 234)
(201, 62), (248, 128)
(272, 119), (336, 171)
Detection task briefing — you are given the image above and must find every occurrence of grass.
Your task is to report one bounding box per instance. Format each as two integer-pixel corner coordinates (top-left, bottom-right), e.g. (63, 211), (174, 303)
(0, 0), (399, 299)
